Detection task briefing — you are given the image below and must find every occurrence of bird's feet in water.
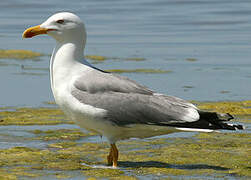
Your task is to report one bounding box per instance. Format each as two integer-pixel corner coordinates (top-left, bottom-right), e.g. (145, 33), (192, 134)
(107, 143), (118, 168)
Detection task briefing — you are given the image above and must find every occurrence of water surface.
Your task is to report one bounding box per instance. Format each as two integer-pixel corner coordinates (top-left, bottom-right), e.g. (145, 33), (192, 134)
(0, 0), (250, 107)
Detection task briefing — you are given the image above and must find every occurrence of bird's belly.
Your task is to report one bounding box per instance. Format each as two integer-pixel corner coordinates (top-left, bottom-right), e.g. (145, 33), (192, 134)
(53, 89), (112, 135)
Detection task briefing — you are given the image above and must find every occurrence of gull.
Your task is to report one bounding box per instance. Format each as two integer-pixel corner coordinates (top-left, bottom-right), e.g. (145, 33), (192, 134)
(23, 12), (244, 168)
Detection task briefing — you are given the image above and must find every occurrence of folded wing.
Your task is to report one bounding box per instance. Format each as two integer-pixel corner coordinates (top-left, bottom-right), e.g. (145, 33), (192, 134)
(71, 69), (199, 126)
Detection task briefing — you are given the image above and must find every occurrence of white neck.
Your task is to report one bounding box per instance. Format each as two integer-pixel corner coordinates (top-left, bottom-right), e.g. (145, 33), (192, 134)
(50, 40), (86, 91)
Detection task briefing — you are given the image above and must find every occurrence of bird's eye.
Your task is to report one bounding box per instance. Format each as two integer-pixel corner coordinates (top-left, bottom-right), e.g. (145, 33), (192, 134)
(56, 19), (64, 24)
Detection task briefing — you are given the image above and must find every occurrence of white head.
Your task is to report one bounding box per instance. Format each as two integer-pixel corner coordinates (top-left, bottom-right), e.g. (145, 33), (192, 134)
(23, 12), (86, 45)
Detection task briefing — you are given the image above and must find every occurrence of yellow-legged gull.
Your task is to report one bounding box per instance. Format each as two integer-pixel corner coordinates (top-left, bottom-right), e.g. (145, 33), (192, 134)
(23, 12), (244, 168)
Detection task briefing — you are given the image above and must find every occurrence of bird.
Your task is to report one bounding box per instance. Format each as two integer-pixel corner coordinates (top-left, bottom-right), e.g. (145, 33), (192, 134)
(22, 12), (244, 168)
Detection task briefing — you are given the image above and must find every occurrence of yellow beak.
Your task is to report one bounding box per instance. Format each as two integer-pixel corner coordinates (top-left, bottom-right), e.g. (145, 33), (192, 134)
(22, 25), (49, 38)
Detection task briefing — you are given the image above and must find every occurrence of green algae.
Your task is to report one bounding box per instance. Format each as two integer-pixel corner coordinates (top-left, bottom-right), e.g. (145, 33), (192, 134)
(42, 101), (56, 105)
(183, 85), (194, 89)
(7, 166), (41, 178)
(220, 90), (231, 94)
(0, 107), (71, 125)
(0, 132), (250, 178)
(0, 49), (147, 63)
(48, 142), (78, 149)
(55, 173), (71, 179)
(86, 178), (97, 180)
(197, 100), (251, 115)
(84, 54), (146, 62)
(21, 65), (49, 72)
(60, 142), (109, 163)
(82, 168), (124, 178)
(0, 101), (250, 179)
(125, 57), (146, 61)
(117, 133), (251, 177)
(0, 146), (88, 178)
(31, 129), (89, 141)
(85, 55), (108, 61)
(107, 68), (172, 74)
(186, 58), (198, 62)
(0, 49), (43, 60)
(0, 169), (18, 180)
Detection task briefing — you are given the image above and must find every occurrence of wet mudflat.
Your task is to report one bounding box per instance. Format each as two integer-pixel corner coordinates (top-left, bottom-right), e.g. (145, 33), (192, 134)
(0, 101), (250, 180)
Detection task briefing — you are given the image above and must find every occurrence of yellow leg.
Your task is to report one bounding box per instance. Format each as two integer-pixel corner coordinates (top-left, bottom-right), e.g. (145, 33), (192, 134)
(107, 143), (119, 167)
(111, 143), (118, 168)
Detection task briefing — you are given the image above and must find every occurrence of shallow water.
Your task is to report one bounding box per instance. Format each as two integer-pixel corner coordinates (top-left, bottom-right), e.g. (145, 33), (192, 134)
(0, 124), (79, 149)
(0, 0), (251, 107)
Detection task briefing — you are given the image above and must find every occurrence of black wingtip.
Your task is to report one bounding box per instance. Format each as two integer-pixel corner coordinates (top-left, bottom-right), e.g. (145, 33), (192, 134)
(220, 122), (245, 130)
(219, 113), (245, 130)
(198, 111), (244, 131)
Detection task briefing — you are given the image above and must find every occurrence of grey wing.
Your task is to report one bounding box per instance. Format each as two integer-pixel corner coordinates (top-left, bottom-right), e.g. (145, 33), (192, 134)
(71, 87), (200, 127)
(74, 69), (153, 95)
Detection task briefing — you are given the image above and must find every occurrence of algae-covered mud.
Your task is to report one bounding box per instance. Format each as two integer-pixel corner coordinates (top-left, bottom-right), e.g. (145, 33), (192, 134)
(0, 107), (69, 125)
(0, 49), (145, 62)
(0, 101), (250, 179)
(0, 49), (43, 60)
(85, 55), (146, 62)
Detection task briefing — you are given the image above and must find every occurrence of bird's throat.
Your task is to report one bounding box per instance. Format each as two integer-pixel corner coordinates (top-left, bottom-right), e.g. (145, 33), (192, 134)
(50, 42), (84, 93)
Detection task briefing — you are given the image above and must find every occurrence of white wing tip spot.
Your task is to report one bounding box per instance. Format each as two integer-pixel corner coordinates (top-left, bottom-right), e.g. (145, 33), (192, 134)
(182, 108), (200, 122)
